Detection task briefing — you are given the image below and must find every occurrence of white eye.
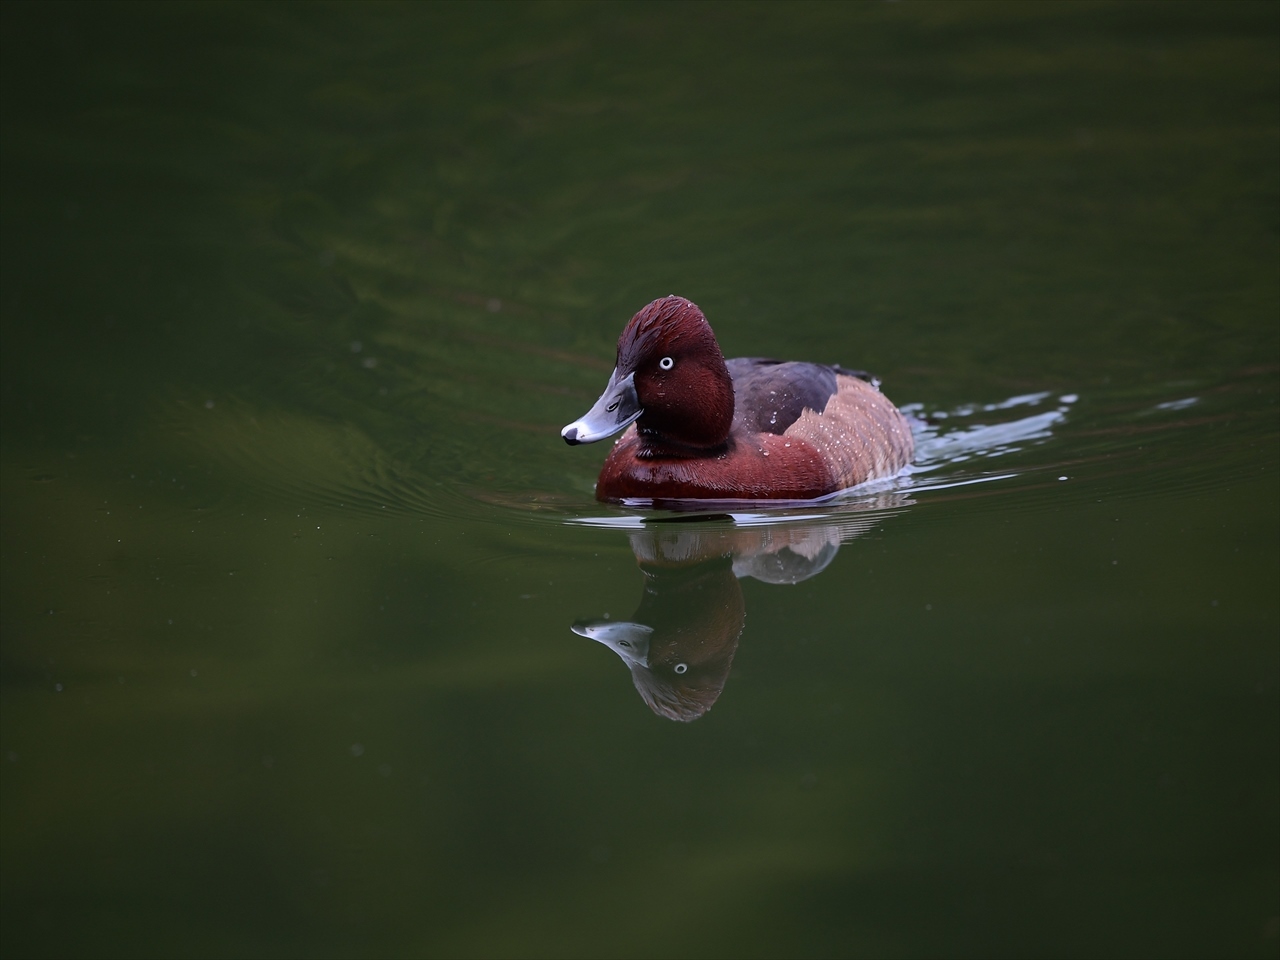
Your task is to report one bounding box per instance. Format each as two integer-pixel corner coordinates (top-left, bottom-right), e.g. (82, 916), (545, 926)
(659, 356), (674, 371)
(674, 663), (688, 674)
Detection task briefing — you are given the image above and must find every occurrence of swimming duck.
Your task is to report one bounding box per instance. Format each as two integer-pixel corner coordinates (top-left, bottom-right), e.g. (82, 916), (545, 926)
(562, 295), (915, 502)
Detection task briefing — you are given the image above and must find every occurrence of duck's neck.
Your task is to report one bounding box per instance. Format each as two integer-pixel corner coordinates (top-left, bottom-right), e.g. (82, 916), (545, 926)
(636, 359), (735, 458)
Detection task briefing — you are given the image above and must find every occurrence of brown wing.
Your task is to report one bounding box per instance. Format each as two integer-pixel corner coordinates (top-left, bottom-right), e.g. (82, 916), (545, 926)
(726, 358), (839, 435)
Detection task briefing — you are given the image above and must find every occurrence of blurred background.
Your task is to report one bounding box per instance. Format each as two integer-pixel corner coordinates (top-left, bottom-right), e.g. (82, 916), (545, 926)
(1, 2), (1276, 957)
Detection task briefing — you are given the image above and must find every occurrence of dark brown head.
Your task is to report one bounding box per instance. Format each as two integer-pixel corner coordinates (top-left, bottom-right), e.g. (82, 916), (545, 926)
(562, 296), (734, 453)
(620, 296), (734, 451)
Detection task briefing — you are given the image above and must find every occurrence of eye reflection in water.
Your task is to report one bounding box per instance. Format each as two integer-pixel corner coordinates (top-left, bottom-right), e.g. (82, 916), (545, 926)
(573, 497), (908, 721)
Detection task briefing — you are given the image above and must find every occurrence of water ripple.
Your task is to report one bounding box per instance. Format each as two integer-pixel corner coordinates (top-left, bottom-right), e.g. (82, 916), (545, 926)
(156, 365), (1276, 531)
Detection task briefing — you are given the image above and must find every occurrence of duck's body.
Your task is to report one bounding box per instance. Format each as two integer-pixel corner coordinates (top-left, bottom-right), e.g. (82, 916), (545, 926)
(563, 296), (914, 503)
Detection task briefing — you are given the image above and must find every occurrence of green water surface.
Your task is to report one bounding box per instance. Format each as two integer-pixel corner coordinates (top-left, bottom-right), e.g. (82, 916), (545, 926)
(2, 3), (1277, 957)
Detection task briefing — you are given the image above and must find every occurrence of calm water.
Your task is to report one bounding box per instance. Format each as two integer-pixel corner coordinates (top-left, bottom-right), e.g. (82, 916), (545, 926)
(2, 3), (1277, 957)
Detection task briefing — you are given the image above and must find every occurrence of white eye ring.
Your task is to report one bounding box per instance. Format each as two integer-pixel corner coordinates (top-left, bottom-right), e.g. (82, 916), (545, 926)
(659, 356), (674, 371)
(674, 663), (688, 674)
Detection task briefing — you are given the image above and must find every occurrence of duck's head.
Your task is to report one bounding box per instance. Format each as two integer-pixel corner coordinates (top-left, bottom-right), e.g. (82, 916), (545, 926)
(562, 295), (735, 453)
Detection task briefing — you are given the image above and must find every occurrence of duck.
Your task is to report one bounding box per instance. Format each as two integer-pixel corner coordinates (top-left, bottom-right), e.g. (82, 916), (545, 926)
(562, 295), (915, 502)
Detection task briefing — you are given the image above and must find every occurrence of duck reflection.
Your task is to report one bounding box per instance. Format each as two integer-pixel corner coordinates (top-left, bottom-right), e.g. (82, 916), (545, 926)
(574, 502), (904, 721)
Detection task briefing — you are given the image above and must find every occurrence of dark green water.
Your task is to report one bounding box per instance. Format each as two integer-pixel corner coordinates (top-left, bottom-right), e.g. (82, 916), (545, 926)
(2, 3), (1277, 957)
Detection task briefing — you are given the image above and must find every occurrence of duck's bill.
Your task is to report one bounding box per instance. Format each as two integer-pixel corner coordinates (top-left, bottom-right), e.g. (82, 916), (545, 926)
(561, 369), (642, 444)
(572, 618), (653, 668)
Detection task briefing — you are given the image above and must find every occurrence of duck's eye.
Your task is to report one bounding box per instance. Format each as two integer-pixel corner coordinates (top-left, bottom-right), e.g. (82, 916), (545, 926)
(659, 356), (674, 371)
(674, 663), (688, 674)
